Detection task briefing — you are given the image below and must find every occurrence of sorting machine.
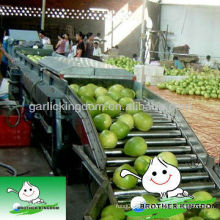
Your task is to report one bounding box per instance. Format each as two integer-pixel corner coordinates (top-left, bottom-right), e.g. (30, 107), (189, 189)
(6, 31), (220, 219)
(7, 32), (134, 177)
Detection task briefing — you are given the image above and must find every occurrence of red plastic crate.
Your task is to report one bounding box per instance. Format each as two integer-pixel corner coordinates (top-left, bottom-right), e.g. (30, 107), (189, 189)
(0, 108), (31, 147)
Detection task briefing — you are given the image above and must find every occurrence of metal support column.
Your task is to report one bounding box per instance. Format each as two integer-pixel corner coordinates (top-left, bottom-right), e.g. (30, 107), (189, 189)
(111, 11), (114, 48)
(54, 99), (63, 152)
(41, 0), (46, 30)
(139, 0), (147, 64)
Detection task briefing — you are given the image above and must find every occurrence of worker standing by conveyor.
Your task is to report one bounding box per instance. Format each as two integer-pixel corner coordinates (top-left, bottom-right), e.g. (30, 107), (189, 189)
(0, 30), (14, 78)
(0, 39), (14, 100)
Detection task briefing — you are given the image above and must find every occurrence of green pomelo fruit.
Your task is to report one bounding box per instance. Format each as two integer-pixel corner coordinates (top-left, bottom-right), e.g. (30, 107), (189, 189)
(107, 90), (122, 101)
(113, 164), (138, 190)
(102, 100), (121, 118)
(101, 204), (125, 220)
(86, 83), (98, 91)
(100, 215), (120, 220)
(188, 217), (204, 220)
(87, 103), (102, 118)
(95, 87), (108, 98)
(121, 88), (136, 99)
(134, 156), (152, 175)
(119, 97), (134, 109)
(118, 114), (134, 130)
(157, 152), (178, 167)
(108, 84), (124, 93)
(70, 84), (79, 94)
(125, 102), (142, 115)
(80, 96), (96, 104)
(110, 121), (130, 140)
(192, 191), (213, 201)
(133, 112), (153, 132)
(96, 96), (113, 105)
(199, 208), (220, 220)
(146, 81), (151, 86)
(99, 130), (118, 149)
(93, 113), (112, 131)
(78, 86), (95, 97)
(100, 216), (118, 220)
(124, 137), (147, 157)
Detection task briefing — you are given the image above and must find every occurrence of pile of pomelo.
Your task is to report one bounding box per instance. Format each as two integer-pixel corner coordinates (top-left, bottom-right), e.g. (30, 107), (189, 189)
(27, 55), (46, 63)
(105, 56), (140, 73)
(70, 83), (153, 150)
(164, 67), (192, 76)
(157, 73), (220, 99)
(99, 191), (220, 220)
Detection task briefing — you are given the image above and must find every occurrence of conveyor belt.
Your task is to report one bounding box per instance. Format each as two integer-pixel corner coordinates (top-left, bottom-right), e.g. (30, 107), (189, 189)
(10, 49), (220, 208)
(103, 100), (218, 204)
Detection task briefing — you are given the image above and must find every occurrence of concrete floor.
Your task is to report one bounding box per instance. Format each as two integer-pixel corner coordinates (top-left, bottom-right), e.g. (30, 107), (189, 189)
(0, 146), (91, 220)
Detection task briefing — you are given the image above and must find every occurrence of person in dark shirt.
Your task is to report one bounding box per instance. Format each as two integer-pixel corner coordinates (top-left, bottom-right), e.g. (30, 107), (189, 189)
(0, 40), (14, 78)
(75, 32), (85, 58)
(85, 33), (94, 58)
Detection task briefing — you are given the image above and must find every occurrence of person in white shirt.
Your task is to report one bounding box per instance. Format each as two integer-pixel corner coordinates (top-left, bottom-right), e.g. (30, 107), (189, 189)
(64, 34), (72, 56)
(133, 54), (138, 61)
(39, 31), (51, 46)
(93, 42), (102, 57)
(68, 45), (77, 58)
(204, 55), (215, 68)
(0, 78), (9, 100)
(94, 33), (102, 45)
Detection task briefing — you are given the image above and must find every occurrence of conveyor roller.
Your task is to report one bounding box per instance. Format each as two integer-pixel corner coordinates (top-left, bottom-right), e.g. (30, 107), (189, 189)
(117, 137), (187, 146)
(114, 182), (216, 198)
(150, 123), (178, 130)
(106, 154), (197, 166)
(109, 172), (210, 185)
(105, 145), (191, 156)
(127, 130), (182, 138)
(106, 163), (204, 174)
